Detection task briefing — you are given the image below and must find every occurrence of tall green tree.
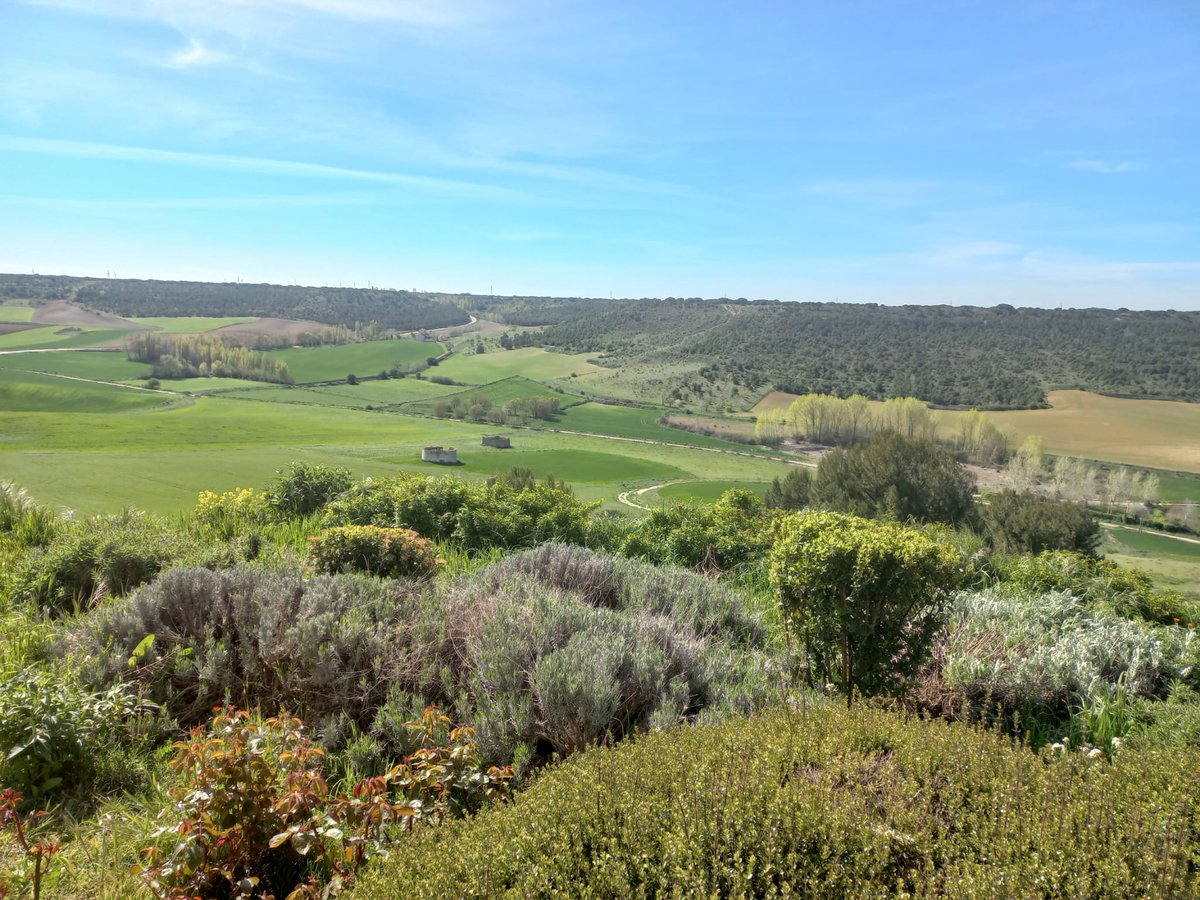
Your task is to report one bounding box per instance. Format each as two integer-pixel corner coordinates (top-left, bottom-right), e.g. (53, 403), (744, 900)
(812, 431), (978, 528)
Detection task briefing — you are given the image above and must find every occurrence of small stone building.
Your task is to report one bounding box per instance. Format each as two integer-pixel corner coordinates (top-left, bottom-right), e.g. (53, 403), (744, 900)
(421, 446), (459, 464)
(482, 435), (511, 449)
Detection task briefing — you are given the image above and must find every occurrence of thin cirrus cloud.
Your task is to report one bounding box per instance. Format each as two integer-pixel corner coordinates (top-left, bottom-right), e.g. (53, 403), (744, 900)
(0, 136), (528, 202)
(1068, 159), (1137, 174)
(168, 38), (231, 68)
(25, 0), (503, 28)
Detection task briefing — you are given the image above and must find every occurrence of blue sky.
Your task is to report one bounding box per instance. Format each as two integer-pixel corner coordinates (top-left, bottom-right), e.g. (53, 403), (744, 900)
(1, 0), (1197, 308)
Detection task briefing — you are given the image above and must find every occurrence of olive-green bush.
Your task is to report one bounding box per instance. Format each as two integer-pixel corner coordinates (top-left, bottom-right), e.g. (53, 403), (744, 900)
(308, 524), (441, 579)
(349, 703), (1200, 898)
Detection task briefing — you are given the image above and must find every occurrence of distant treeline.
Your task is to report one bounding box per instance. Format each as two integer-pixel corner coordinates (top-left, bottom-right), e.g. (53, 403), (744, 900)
(498, 298), (1200, 408)
(127, 332), (291, 384)
(0, 274), (471, 331)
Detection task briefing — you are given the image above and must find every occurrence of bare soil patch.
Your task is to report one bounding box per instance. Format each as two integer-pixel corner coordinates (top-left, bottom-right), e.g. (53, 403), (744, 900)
(31, 300), (148, 329)
(0, 323), (38, 335)
(210, 317), (332, 344)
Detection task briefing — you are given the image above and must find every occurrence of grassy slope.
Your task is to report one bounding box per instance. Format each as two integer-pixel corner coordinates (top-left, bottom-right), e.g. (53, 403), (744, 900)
(264, 339), (439, 382)
(0, 304), (36, 322)
(0, 326), (130, 350)
(1102, 527), (1200, 599)
(403, 376), (574, 413)
(654, 480), (772, 503)
(434, 347), (603, 384)
(554, 402), (766, 452)
(0, 373), (793, 513)
(0, 349), (150, 381)
(0, 368), (169, 414)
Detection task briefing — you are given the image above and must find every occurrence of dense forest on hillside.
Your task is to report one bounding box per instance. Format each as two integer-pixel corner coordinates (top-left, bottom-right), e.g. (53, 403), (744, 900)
(511, 298), (1200, 408)
(0, 274), (471, 331)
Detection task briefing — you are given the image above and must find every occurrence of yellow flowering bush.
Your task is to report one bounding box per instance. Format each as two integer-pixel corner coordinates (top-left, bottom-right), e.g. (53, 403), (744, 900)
(193, 488), (269, 539)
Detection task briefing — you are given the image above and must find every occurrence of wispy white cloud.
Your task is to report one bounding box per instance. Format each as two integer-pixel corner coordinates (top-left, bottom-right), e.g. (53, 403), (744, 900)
(168, 38), (230, 68)
(0, 136), (528, 201)
(26, 0), (504, 29)
(806, 178), (942, 209)
(0, 191), (387, 212)
(1069, 158), (1137, 174)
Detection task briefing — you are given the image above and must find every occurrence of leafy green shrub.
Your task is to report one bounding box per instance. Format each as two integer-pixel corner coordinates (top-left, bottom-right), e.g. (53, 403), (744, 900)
(453, 482), (597, 552)
(348, 704), (1200, 898)
(308, 525), (441, 579)
(266, 461), (352, 519)
(12, 512), (205, 613)
(0, 671), (133, 799)
(0, 789), (62, 899)
(619, 489), (775, 571)
(984, 490), (1100, 555)
(996, 549), (1197, 624)
(770, 511), (962, 700)
(0, 482), (59, 548)
(192, 487), (270, 540)
(138, 707), (510, 899)
(321, 474), (473, 540)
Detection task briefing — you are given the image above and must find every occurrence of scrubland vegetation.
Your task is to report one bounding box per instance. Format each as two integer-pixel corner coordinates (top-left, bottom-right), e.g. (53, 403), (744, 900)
(1, 280), (1198, 896)
(2, 425), (1200, 898)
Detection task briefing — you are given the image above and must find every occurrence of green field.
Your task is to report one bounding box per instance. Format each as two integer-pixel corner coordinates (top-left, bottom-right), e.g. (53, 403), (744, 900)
(0, 349), (150, 381)
(130, 316), (257, 332)
(654, 480), (773, 503)
(0, 326), (130, 350)
(264, 339), (440, 383)
(0, 304), (36, 322)
(1156, 473), (1200, 504)
(216, 378), (460, 409)
(404, 376), (576, 414)
(0, 368), (795, 514)
(1102, 526), (1200, 599)
(0, 368), (169, 414)
(554, 402), (769, 452)
(380, 448), (687, 484)
(434, 347), (604, 385)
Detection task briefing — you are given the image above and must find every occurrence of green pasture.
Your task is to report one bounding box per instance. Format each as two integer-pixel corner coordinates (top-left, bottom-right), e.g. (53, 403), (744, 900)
(0, 349), (149, 381)
(0, 326), (129, 350)
(404, 376), (576, 414)
(159, 377), (271, 393)
(1102, 526), (1200, 599)
(434, 348), (603, 385)
(0, 381), (795, 514)
(0, 368), (169, 414)
(216, 378), (460, 409)
(264, 339), (440, 383)
(553, 402), (767, 452)
(130, 316), (257, 332)
(0, 304), (36, 322)
(379, 448), (686, 484)
(654, 480), (772, 504)
(1154, 473), (1200, 504)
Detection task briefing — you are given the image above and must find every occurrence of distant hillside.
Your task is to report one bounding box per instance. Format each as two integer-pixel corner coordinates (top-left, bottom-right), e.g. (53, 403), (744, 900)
(0, 274), (471, 332)
(512, 299), (1200, 408)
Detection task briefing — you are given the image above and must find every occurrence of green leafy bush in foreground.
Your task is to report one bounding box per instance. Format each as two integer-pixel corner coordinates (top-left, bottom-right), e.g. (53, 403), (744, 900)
(308, 525), (441, 579)
(0, 671), (133, 799)
(349, 703), (1200, 899)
